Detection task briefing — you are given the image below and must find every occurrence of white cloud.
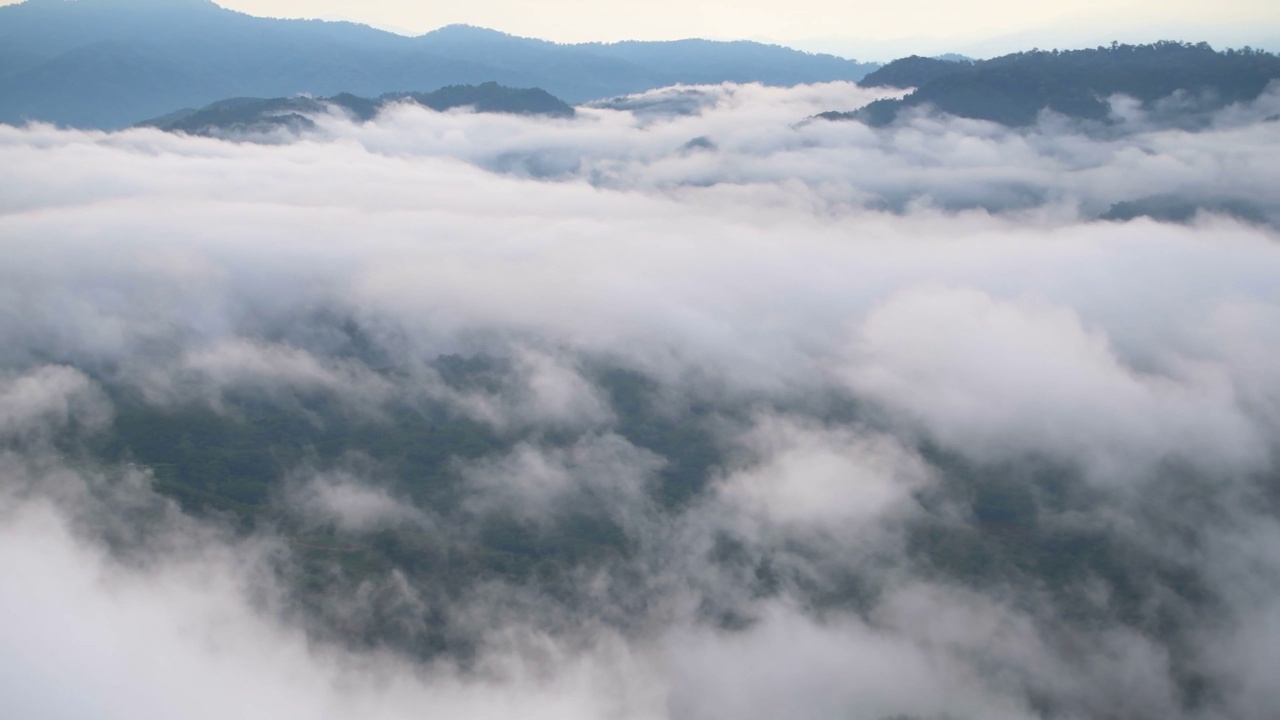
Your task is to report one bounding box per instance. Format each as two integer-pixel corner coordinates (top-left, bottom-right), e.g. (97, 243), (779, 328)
(0, 366), (111, 440)
(286, 470), (426, 533)
(714, 415), (929, 530)
(841, 285), (1266, 481)
(460, 434), (662, 528)
(0, 496), (669, 720)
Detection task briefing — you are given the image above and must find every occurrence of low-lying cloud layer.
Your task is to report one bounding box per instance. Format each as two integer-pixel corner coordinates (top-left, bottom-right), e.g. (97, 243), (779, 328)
(1, 82), (1279, 719)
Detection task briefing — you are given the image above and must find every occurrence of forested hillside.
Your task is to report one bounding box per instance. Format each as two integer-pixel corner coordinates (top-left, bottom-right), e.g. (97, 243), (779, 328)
(138, 83), (574, 136)
(822, 42), (1280, 127)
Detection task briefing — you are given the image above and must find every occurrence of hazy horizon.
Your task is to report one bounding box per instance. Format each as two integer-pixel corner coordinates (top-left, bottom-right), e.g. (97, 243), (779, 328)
(0, 0), (1277, 60)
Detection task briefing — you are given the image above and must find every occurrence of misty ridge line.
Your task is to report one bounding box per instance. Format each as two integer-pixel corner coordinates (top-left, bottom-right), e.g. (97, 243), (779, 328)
(2, 29), (1280, 720)
(7, 0), (1277, 133)
(0, 0), (879, 128)
(9, 78), (1277, 228)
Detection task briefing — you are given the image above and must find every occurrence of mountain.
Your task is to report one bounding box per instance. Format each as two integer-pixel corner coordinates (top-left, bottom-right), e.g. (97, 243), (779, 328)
(136, 83), (575, 137)
(0, 0), (879, 129)
(822, 42), (1280, 128)
(576, 38), (875, 88)
(858, 55), (974, 89)
(393, 83), (574, 117)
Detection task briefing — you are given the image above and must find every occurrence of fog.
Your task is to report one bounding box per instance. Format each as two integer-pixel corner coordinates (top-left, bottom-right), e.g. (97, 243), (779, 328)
(1, 81), (1279, 719)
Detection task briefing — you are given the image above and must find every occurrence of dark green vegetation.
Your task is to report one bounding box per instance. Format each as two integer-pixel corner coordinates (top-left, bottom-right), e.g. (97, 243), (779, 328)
(26, 330), (1238, 692)
(822, 42), (1280, 127)
(1101, 195), (1271, 226)
(58, 352), (729, 656)
(137, 83), (575, 136)
(0, 0), (877, 129)
(394, 83), (574, 117)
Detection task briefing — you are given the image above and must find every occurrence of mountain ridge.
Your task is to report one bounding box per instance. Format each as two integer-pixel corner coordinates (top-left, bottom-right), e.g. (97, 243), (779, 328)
(821, 41), (1280, 128)
(134, 82), (576, 137)
(0, 0), (879, 128)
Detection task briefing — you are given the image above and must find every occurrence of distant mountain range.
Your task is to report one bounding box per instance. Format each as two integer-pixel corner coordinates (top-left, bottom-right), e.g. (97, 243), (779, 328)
(0, 0), (879, 129)
(136, 83), (576, 137)
(821, 42), (1280, 128)
(9, 1), (1277, 135)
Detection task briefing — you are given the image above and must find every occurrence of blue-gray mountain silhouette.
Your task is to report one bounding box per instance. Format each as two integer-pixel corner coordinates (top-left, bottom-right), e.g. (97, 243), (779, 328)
(136, 83), (576, 136)
(0, 0), (878, 128)
(820, 42), (1280, 128)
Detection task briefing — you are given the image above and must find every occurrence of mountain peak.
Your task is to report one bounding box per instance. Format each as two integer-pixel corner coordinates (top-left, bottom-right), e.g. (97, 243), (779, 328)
(420, 24), (515, 40)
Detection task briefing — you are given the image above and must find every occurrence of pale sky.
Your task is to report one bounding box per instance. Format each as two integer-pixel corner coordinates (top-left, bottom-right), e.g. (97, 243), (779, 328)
(6, 0), (1280, 58)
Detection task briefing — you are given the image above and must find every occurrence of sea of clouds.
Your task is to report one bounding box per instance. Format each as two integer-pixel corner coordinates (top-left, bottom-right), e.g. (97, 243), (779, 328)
(2, 81), (1280, 719)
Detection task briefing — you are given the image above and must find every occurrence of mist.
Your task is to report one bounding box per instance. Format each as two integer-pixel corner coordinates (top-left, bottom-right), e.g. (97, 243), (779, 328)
(2, 81), (1279, 719)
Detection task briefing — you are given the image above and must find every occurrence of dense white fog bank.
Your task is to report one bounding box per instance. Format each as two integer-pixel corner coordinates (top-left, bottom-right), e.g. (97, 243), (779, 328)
(8, 81), (1280, 219)
(1, 82), (1280, 719)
